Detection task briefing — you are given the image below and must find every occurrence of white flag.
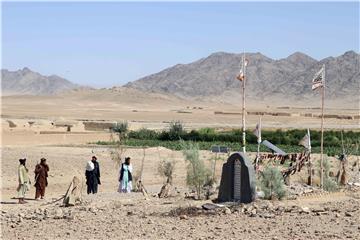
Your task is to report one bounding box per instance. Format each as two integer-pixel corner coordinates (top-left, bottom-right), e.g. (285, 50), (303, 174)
(253, 118), (262, 143)
(236, 56), (249, 81)
(299, 128), (311, 151)
(236, 69), (244, 81)
(312, 66), (324, 90)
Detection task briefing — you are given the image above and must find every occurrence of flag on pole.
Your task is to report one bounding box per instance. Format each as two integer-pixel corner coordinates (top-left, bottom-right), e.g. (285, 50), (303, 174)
(299, 128), (311, 151)
(253, 119), (262, 143)
(312, 66), (325, 90)
(236, 57), (249, 81)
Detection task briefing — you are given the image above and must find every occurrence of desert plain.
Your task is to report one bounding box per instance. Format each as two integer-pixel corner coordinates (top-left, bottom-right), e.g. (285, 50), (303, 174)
(1, 89), (359, 240)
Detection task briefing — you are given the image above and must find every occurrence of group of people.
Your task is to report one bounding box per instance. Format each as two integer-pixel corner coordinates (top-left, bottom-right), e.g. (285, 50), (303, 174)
(17, 155), (134, 204)
(17, 158), (49, 204)
(84, 156), (133, 194)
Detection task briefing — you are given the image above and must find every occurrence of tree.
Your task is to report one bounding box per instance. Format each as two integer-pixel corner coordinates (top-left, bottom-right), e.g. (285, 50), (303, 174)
(157, 156), (176, 198)
(260, 166), (286, 200)
(158, 159), (176, 184)
(181, 141), (212, 199)
(109, 121), (129, 168)
(168, 120), (185, 140)
(111, 121), (129, 142)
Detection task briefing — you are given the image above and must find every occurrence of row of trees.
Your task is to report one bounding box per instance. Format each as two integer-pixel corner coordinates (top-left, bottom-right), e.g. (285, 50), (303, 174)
(126, 121), (360, 147)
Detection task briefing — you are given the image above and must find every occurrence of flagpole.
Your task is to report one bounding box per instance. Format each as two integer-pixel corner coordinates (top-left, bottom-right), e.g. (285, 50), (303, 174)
(242, 53), (246, 153)
(308, 128), (312, 185)
(255, 117), (261, 171)
(320, 64), (325, 189)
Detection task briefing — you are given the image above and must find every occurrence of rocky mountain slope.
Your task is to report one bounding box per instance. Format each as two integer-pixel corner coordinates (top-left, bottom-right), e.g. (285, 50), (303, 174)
(125, 51), (359, 103)
(1, 67), (81, 95)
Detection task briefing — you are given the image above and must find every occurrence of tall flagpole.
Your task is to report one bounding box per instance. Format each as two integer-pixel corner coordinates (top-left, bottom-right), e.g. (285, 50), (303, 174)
(307, 128), (312, 185)
(320, 64), (325, 189)
(255, 117), (262, 171)
(242, 53), (246, 153)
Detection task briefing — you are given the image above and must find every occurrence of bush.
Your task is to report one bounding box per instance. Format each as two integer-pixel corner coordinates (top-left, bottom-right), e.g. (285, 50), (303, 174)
(168, 121), (185, 140)
(111, 121), (129, 141)
(158, 159), (176, 184)
(318, 157), (338, 192)
(181, 141), (212, 199)
(260, 166), (286, 200)
(128, 128), (159, 139)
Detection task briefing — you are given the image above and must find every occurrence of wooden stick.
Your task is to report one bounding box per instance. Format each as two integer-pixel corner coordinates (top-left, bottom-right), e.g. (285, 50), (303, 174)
(242, 53), (246, 153)
(320, 64), (325, 189)
(41, 195), (65, 206)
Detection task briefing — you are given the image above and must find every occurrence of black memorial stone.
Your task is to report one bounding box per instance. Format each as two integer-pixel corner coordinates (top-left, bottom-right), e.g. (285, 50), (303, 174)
(218, 152), (256, 203)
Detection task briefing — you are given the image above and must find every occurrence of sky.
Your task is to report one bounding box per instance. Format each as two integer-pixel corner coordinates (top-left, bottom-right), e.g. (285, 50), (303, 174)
(2, 2), (359, 87)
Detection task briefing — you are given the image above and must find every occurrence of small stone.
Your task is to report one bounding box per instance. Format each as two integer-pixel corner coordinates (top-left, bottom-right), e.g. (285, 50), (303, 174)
(301, 207), (310, 214)
(224, 207), (231, 215)
(312, 207), (325, 213)
(179, 215), (188, 220)
(54, 209), (63, 219)
(250, 209), (257, 217)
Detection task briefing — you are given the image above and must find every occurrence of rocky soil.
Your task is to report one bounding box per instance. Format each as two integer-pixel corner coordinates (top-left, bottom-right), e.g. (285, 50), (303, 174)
(1, 188), (360, 240)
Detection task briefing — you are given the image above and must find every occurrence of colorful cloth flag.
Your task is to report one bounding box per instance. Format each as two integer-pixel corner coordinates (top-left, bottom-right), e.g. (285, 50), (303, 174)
(312, 66), (324, 90)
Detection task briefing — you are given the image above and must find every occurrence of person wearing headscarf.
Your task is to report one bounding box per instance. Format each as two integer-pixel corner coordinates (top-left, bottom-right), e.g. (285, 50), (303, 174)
(118, 157), (133, 193)
(85, 156), (101, 194)
(17, 158), (30, 204)
(92, 156), (101, 189)
(34, 158), (50, 200)
(85, 160), (95, 194)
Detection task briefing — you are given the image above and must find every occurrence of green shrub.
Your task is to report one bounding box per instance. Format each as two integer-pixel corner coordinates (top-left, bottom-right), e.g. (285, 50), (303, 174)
(181, 141), (212, 199)
(318, 157), (338, 192)
(111, 121), (129, 141)
(158, 159), (176, 184)
(260, 166), (286, 200)
(128, 128), (159, 139)
(168, 121), (185, 140)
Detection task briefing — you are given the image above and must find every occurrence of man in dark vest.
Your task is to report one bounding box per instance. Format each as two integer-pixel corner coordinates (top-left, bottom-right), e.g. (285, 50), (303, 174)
(85, 156), (101, 194)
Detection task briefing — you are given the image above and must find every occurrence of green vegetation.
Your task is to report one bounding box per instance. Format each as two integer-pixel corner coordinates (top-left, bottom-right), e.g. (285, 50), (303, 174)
(181, 141), (212, 199)
(318, 157), (338, 192)
(259, 166), (286, 200)
(158, 159), (176, 184)
(111, 121), (129, 141)
(95, 125), (360, 156)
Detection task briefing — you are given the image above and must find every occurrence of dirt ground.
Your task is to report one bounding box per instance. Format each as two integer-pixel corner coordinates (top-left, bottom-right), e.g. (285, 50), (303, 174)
(1, 92), (360, 240)
(1, 142), (360, 240)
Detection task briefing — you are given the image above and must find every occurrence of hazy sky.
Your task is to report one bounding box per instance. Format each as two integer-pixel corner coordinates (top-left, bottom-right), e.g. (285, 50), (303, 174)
(2, 2), (359, 87)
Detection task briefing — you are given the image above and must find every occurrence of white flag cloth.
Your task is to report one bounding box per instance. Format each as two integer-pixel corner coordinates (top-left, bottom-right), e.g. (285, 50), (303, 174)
(299, 129), (311, 150)
(253, 120), (262, 143)
(312, 66), (324, 90)
(236, 57), (249, 81)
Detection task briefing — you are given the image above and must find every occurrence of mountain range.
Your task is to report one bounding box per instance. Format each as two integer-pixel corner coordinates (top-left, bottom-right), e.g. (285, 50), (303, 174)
(125, 51), (359, 104)
(2, 51), (359, 106)
(1, 67), (81, 95)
